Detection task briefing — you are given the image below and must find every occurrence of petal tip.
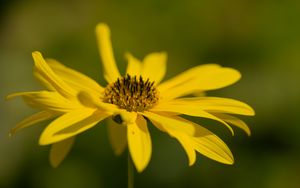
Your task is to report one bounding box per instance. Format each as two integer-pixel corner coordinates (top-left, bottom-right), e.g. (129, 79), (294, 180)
(5, 93), (15, 100)
(50, 159), (60, 168)
(32, 51), (42, 58)
(39, 135), (50, 146)
(188, 160), (196, 166)
(96, 23), (110, 34)
(247, 131), (251, 137)
(225, 154), (234, 165)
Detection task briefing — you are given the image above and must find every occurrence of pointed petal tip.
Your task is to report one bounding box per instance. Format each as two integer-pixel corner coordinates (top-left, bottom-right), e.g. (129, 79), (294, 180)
(137, 168), (146, 173)
(5, 93), (15, 100)
(5, 92), (26, 100)
(39, 132), (55, 146)
(188, 159), (196, 166)
(223, 152), (234, 165)
(39, 137), (49, 146)
(249, 108), (256, 116)
(227, 158), (234, 165)
(229, 126), (235, 136)
(50, 160), (60, 168)
(134, 158), (151, 173)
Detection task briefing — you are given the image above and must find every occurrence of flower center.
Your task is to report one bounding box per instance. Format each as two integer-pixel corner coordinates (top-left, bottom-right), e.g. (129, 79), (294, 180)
(103, 74), (159, 112)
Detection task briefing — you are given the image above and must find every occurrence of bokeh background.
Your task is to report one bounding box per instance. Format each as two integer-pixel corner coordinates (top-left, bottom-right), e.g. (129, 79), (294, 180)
(1, 0), (300, 188)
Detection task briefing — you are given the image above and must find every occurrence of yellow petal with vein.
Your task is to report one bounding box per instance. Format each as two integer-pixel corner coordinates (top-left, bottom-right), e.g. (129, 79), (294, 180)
(158, 64), (221, 92)
(33, 70), (55, 91)
(32, 51), (76, 98)
(151, 102), (234, 135)
(212, 113), (251, 136)
(39, 109), (109, 145)
(158, 65), (240, 100)
(107, 118), (127, 155)
(9, 91), (82, 113)
(95, 23), (121, 83)
(143, 112), (234, 165)
(46, 59), (104, 96)
(50, 137), (75, 168)
(165, 97), (255, 116)
(127, 115), (152, 172)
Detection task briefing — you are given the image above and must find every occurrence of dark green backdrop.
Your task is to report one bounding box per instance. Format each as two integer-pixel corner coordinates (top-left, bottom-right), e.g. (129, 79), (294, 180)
(1, 0), (300, 187)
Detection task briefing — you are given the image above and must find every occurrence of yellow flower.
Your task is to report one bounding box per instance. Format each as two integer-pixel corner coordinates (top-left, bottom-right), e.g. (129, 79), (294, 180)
(8, 23), (254, 172)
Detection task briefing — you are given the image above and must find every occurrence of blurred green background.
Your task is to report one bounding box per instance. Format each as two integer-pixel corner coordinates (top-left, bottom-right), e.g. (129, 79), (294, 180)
(1, 0), (300, 188)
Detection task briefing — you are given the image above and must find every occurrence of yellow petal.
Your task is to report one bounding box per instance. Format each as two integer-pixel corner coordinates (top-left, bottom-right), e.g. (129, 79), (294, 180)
(165, 97), (255, 116)
(77, 91), (119, 113)
(142, 111), (195, 135)
(173, 116), (234, 164)
(151, 102), (234, 135)
(143, 112), (234, 165)
(144, 114), (196, 165)
(33, 70), (55, 91)
(141, 52), (167, 85)
(10, 111), (55, 136)
(39, 109), (109, 145)
(212, 113), (251, 136)
(46, 59), (104, 96)
(95, 23), (121, 83)
(107, 118), (127, 155)
(119, 111), (137, 125)
(9, 91), (82, 113)
(158, 65), (241, 100)
(172, 132), (197, 166)
(49, 137), (75, 168)
(127, 115), (152, 172)
(32, 51), (76, 98)
(125, 53), (142, 76)
(158, 64), (221, 92)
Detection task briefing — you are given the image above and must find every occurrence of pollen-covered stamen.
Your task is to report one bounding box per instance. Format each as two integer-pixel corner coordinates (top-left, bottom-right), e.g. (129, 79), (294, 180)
(103, 74), (159, 112)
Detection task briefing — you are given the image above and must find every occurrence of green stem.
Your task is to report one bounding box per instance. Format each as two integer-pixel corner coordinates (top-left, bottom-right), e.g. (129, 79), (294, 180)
(128, 153), (134, 188)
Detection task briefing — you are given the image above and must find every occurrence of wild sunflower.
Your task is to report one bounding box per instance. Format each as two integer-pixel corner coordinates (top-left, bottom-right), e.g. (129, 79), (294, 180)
(7, 23), (254, 172)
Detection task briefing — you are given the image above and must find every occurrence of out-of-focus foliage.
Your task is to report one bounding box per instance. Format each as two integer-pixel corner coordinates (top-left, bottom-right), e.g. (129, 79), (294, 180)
(1, 0), (300, 188)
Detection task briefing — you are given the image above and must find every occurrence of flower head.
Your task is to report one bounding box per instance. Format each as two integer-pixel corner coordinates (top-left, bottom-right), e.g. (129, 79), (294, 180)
(8, 23), (254, 172)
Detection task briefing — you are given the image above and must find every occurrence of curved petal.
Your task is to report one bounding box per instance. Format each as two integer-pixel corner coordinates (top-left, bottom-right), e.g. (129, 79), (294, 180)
(157, 64), (221, 91)
(33, 70), (55, 91)
(49, 137), (75, 167)
(142, 111), (234, 165)
(125, 53), (142, 76)
(10, 111), (55, 136)
(46, 59), (104, 96)
(95, 23), (121, 83)
(77, 91), (119, 113)
(107, 118), (127, 155)
(212, 113), (251, 136)
(141, 52), (167, 85)
(32, 51), (76, 98)
(158, 65), (240, 100)
(39, 109), (110, 145)
(8, 91), (82, 113)
(160, 97), (255, 116)
(151, 102), (234, 135)
(173, 132), (197, 166)
(127, 115), (152, 172)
